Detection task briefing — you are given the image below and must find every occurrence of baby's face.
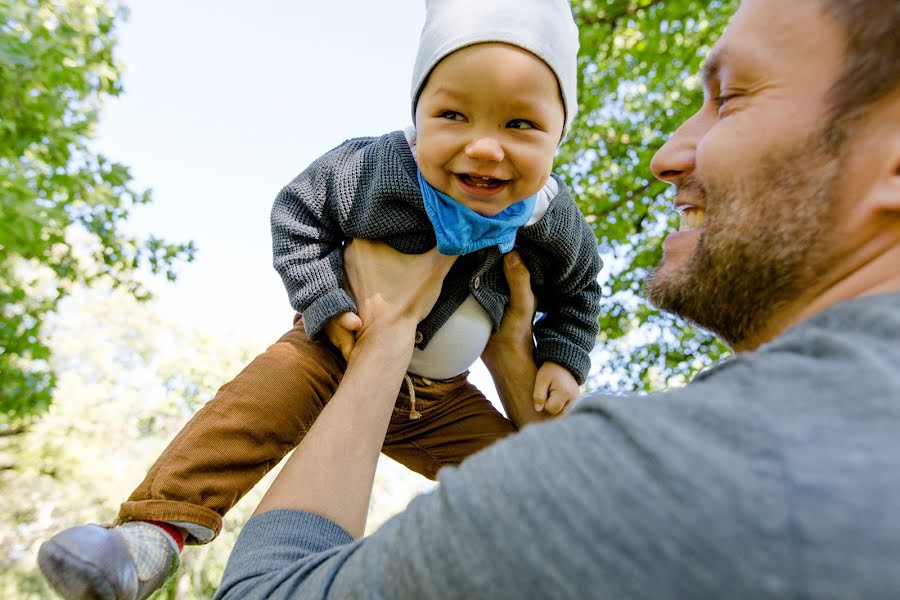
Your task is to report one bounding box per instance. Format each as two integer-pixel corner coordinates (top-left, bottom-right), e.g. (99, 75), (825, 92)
(415, 43), (565, 217)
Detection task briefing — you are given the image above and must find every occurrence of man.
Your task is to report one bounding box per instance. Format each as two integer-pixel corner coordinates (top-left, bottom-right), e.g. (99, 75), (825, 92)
(212, 0), (899, 597)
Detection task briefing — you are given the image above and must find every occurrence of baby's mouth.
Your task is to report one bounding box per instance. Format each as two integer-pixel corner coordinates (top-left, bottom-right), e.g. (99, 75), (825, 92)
(679, 207), (705, 231)
(457, 174), (506, 189)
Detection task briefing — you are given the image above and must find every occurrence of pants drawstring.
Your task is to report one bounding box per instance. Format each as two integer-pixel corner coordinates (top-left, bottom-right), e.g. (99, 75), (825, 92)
(405, 373), (422, 420)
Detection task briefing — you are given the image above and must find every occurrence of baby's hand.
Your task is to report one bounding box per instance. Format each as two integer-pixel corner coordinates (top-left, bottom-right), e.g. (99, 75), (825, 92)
(324, 312), (363, 361)
(533, 362), (580, 415)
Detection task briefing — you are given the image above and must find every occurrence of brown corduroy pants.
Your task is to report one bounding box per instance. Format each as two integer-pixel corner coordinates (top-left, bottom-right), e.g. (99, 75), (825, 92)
(117, 318), (515, 542)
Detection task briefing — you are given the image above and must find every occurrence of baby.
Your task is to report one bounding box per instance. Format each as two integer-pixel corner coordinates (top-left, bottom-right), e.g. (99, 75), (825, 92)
(38, 1), (602, 599)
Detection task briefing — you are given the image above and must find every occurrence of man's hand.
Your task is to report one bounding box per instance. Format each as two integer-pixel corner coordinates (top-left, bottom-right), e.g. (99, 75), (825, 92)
(255, 240), (456, 536)
(343, 239), (457, 338)
(481, 251), (555, 428)
(533, 362), (579, 415)
(482, 251), (537, 360)
(325, 312), (363, 361)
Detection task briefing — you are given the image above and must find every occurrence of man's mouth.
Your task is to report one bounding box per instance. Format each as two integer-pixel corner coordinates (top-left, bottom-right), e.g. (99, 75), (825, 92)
(678, 207), (705, 231)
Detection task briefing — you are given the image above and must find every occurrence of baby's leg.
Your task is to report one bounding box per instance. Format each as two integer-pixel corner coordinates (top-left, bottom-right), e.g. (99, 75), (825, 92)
(382, 373), (516, 479)
(118, 317), (344, 540)
(38, 318), (343, 600)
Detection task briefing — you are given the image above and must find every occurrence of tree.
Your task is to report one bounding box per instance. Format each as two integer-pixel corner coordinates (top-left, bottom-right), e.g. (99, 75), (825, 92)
(0, 0), (194, 425)
(0, 282), (432, 599)
(561, 0), (738, 392)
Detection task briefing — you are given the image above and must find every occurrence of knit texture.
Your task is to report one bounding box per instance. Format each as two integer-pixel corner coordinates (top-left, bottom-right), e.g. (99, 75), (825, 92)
(119, 522), (177, 582)
(271, 130), (602, 383)
(215, 292), (900, 599)
(410, 0), (580, 138)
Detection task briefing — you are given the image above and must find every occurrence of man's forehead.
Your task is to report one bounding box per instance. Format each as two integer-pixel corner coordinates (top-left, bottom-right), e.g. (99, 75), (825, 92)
(702, 0), (838, 82)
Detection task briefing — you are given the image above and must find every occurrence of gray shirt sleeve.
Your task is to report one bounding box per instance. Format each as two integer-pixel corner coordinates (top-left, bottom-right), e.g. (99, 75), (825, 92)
(238, 267), (900, 599)
(213, 398), (791, 600)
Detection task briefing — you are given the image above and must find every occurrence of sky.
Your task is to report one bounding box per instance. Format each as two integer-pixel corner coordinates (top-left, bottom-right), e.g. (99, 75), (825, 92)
(94, 1), (503, 398)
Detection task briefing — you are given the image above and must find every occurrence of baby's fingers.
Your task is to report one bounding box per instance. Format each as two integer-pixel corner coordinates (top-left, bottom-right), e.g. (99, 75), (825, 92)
(336, 312), (362, 332)
(335, 330), (356, 362)
(543, 389), (571, 415)
(533, 376), (550, 413)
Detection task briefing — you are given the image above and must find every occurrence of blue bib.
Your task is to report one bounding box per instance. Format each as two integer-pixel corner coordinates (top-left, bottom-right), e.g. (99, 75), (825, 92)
(418, 170), (536, 256)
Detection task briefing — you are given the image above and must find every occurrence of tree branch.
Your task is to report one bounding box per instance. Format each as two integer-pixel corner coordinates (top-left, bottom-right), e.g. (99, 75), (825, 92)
(633, 206), (651, 234)
(0, 426), (28, 438)
(579, 0), (668, 28)
(588, 180), (662, 221)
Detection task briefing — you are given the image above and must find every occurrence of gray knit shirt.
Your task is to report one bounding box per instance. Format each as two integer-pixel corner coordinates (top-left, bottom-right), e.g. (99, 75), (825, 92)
(215, 292), (900, 599)
(271, 130), (602, 383)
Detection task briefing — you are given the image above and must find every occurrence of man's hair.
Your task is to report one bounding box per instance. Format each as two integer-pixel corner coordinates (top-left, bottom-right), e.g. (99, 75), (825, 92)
(818, 0), (900, 145)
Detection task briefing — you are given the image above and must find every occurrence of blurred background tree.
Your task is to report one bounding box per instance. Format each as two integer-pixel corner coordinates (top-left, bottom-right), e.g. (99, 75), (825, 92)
(0, 0), (744, 597)
(0, 283), (432, 598)
(563, 0), (738, 392)
(0, 0), (194, 426)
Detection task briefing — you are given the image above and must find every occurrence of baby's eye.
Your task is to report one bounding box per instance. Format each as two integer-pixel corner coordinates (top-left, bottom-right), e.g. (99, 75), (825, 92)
(507, 119), (537, 130)
(439, 110), (465, 121)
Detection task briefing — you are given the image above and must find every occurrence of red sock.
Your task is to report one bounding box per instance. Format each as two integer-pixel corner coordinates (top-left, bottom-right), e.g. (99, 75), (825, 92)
(145, 520), (185, 552)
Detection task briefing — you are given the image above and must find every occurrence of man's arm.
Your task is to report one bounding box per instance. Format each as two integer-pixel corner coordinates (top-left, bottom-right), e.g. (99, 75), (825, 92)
(216, 386), (740, 600)
(214, 242), (771, 600)
(254, 239), (456, 537)
(481, 251), (555, 427)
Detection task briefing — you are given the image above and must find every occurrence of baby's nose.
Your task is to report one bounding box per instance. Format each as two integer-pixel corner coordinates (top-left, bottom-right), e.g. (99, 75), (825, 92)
(465, 136), (504, 162)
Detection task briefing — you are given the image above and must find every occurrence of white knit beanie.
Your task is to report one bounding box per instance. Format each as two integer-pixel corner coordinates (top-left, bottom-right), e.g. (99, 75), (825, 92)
(410, 0), (580, 139)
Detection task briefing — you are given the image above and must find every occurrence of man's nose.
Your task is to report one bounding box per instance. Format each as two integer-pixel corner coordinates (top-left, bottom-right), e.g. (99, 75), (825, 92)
(465, 136), (504, 162)
(650, 111), (705, 185)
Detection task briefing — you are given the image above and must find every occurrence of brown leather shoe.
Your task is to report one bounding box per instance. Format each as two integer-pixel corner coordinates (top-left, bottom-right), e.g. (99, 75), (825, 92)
(38, 523), (176, 600)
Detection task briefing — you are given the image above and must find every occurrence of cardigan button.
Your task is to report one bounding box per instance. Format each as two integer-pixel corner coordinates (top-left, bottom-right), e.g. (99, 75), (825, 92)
(472, 276), (481, 290)
(414, 330), (424, 344)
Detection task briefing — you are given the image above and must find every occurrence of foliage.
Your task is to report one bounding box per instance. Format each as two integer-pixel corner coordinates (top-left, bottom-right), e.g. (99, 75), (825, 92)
(0, 0), (194, 425)
(560, 0), (738, 391)
(0, 283), (432, 599)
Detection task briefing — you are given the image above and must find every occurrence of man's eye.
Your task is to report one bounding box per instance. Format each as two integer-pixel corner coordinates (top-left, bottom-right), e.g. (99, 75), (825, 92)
(439, 111), (464, 121)
(507, 119), (536, 130)
(713, 94), (737, 113)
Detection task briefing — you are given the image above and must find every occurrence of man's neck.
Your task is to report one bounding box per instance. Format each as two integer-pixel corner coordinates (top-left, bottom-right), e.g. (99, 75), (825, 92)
(734, 237), (900, 353)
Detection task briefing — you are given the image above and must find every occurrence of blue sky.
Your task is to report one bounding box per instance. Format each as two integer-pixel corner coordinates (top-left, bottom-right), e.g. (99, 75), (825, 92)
(97, 2), (425, 339)
(95, 1), (502, 396)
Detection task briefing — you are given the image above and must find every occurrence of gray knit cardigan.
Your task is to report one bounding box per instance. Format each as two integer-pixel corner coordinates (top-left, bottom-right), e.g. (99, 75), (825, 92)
(271, 130), (602, 383)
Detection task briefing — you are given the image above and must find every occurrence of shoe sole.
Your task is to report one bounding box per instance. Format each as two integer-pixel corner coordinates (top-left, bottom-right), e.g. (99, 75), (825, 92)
(38, 539), (119, 600)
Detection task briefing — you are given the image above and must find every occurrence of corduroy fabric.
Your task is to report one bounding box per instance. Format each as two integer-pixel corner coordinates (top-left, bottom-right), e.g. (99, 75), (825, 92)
(270, 130), (602, 383)
(118, 319), (515, 542)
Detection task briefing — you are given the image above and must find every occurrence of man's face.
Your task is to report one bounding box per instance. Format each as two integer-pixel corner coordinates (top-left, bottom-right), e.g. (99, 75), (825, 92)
(646, 0), (855, 350)
(414, 43), (565, 217)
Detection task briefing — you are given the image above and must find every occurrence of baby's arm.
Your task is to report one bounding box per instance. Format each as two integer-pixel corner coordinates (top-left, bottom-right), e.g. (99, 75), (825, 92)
(271, 144), (360, 339)
(272, 132), (431, 340)
(528, 182), (603, 398)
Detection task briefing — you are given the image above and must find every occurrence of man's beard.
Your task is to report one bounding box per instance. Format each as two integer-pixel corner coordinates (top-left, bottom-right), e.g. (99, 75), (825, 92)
(647, 135), (842, 349)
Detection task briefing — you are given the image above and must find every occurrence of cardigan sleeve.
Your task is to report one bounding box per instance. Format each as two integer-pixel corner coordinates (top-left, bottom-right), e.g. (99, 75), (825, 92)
(271, 131), (432, 340)
(523, 181), (602, 384)
(270, 141), (360, 340)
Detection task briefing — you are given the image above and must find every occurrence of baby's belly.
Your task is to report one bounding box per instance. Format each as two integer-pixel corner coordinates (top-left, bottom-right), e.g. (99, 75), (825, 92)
(408, 295), (492, 379)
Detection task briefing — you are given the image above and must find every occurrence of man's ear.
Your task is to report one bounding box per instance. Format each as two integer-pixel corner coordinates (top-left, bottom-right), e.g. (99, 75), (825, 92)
(867, 96), (900, 214)
(870, 144), (900, 214)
